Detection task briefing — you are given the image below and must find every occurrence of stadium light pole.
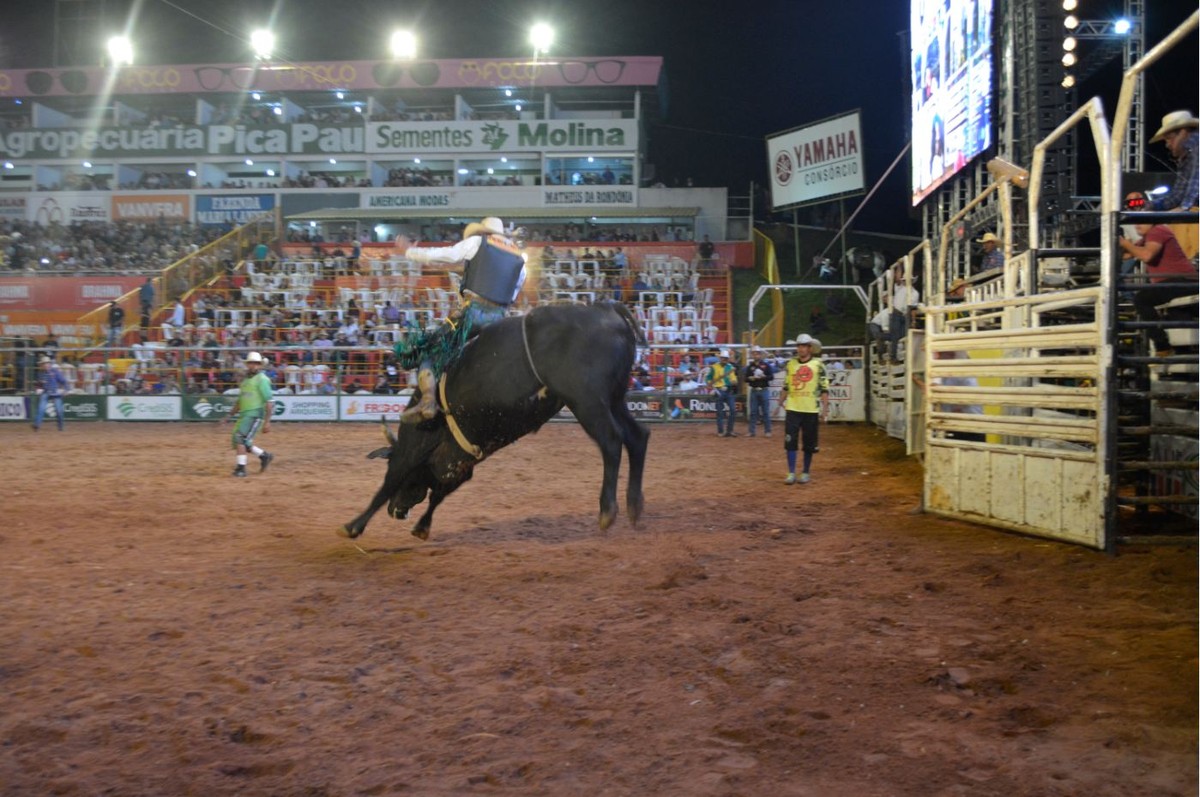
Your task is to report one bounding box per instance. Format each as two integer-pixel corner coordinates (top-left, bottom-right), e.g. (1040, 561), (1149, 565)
(390, 30), (417, 59)
(106, 35), (133, 67)
(529, 23), (554, 55)
(251, 29), (275, 61)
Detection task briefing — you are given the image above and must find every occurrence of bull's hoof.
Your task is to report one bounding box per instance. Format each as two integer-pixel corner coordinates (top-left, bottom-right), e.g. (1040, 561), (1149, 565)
(627, 497), (644, 527)
(411, 525), (430, 541)
(339, 524), (362, 539)
(598, 510), (615, 530)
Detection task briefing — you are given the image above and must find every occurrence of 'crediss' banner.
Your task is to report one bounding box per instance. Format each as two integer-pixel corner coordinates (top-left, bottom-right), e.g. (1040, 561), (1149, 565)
(107, 395), (181, 421)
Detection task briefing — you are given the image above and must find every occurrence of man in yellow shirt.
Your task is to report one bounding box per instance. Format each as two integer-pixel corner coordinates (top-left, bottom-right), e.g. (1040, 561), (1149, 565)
(704, 348), (740, 437)
(781, 334), (829, 484)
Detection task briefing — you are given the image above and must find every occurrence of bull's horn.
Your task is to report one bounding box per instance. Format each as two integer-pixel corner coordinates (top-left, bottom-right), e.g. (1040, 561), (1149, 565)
(381, 417), (398, 447)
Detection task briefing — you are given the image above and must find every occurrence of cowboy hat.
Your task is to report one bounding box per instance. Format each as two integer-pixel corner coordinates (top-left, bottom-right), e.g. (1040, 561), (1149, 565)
(718, 349), (731, 357)
(462, 217), (506, 239)
(975, 232), (999, 244)
(1150, 110), (1199, 144)
(244, 351), (264, 364)
(793, 334), (814, 346)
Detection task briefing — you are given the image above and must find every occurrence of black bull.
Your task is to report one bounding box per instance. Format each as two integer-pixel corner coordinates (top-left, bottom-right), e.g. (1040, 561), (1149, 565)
(341, 301), (650, 540)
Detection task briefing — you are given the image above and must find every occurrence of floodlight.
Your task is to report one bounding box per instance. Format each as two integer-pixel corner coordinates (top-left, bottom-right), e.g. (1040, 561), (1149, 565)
(987, 157), (1030, 189)
(1064, 14), (1078, 30)
(390, 30), (417, 59)
(529, 23), (554, 54)
(107, 35), (133, 66)
(251, 29), (275, 60)
(1113, 18), (1132, 35)
(1062, 0), (1077, 10)
(1062, 52), (1077, 67)
(1062, 74), (1076, 88)
(1063, 36), (1077, 51)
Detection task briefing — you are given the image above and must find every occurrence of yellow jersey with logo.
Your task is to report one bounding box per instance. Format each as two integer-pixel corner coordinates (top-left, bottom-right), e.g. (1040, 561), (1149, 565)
(783, 357), (828, 413)
(705, 361), (739, 391)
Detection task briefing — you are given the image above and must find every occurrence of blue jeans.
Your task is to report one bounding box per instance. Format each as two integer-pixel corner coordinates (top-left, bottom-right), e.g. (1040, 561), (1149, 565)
(748, 388), (771, 434)
(35, 393), (65, 430)
(715, 389), (736, 434)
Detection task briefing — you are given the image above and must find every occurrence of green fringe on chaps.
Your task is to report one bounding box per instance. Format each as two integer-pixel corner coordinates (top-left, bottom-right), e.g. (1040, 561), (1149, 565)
(393, 303), (506, 378)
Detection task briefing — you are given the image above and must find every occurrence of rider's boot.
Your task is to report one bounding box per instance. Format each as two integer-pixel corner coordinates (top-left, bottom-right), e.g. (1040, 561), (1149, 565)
(399, 367), (439, 424)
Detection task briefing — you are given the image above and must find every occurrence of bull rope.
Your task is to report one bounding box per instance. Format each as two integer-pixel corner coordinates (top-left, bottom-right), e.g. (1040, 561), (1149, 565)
(437, 374), (484, 460)
(433, 311), (543, 463)
(521, 312), (546, 387)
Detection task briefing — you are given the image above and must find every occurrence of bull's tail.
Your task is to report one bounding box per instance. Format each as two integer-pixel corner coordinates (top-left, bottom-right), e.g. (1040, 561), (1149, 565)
(608, 300), (648, 346)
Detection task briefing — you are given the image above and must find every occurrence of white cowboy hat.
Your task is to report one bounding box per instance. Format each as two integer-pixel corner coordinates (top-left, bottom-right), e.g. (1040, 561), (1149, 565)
(718, 349), (731, 357)
(462, 217), (506, 239)
(244, 351), (264, 364)
(793, 334), (814, 346)
(1150, 110), (1199, 144)
(975, 231), (999, 244)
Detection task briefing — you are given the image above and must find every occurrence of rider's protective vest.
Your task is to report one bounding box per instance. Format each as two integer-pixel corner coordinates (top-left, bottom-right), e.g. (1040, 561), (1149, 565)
(461, 234), (524, 306)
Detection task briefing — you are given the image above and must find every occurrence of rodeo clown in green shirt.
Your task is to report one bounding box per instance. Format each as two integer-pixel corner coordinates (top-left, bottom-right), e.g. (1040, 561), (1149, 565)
(228, 351), (275, 478)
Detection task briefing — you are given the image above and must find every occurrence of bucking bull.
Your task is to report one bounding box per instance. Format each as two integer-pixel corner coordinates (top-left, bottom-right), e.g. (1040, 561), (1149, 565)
(341, 301), (650, 541)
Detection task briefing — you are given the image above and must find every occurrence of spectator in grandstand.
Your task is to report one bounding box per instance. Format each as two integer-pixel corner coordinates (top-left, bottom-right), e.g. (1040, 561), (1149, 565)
(888, 265), (920, 362)
(1118, 218), (1199, 355)
(867, 306), (891, 361)
(139, 277), (155, 328)
(1146, 111), (1199, 212)
(371, 373), (396, 395)
(106, 301), (125, 351)
(39, 333), (60, 361)
(169, 298), (186, 329)
(704, 348), (740, 437)
(976, 232), (1003, 272)
(912, 350), (985, 442)
(392, 216), (526, 423)
(744, 347), (775, 438)
(225, 351), (275, 478)
(780, 334), (830, 485)
(696, 235), (716, 267)
(32, 356), (70, 432)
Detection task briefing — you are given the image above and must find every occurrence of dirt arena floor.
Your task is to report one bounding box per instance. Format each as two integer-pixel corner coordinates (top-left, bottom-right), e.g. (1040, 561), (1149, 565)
(0, 420), (1195, 797)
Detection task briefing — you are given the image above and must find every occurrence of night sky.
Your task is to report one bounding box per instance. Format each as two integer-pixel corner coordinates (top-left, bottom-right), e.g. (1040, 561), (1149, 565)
(1, 0), (1196, 236)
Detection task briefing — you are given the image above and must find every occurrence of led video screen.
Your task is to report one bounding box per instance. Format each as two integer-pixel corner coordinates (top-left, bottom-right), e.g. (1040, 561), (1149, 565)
(911, 0), (994, 205)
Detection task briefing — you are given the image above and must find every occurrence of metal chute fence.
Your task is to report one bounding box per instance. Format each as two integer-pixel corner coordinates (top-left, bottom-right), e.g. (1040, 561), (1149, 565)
(1, 341), (867, 425)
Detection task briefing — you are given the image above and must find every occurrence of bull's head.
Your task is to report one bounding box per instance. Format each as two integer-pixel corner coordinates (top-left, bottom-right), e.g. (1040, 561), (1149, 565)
(342, 418), (475, 540)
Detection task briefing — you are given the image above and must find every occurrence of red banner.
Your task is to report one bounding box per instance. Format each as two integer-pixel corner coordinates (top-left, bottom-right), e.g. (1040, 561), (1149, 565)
(0, 276), (143, 310)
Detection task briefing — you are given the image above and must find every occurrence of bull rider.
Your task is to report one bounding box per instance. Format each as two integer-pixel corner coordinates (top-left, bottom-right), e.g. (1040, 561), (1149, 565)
(392, 216), (527, 423)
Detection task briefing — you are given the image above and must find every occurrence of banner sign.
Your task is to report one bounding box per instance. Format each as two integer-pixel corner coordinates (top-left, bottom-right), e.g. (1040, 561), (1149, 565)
(0, 395), (28, 421)
(367, 120), (637, 155)
(338, 393), (415, 421)
(543, 187), (637, 206)
(182, 395), (236, 421)
(49, 395), (105, 421)
(364, 191), (454, 210)
(195, 194), (274, 227)
(0, 277), (142, 311)
(625, 391), (666, 421)
(107, 395), (181, 421)
(0, 120), (637, 161)
(0, 196), (26, 219)
(272, 395), (338, 421)
(0, 57), (662, 99)
(767, 110), (865, 210)
(112, 193), (191, 221)
(29, 193), (110, 223)
(664, 392), (747, 422)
